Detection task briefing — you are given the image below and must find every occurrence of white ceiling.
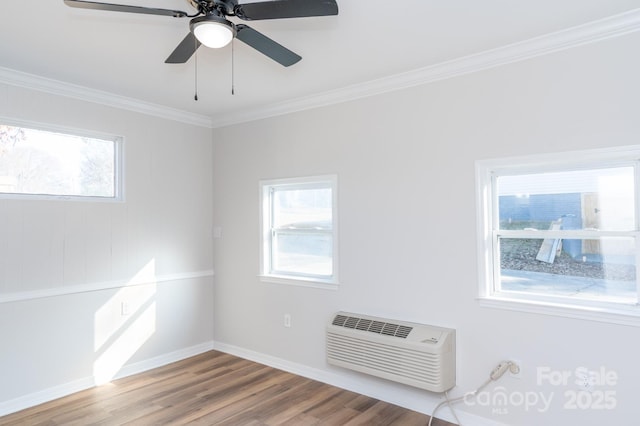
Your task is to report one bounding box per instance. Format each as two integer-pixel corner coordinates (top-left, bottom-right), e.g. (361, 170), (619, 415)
(1, 1), (640, 127)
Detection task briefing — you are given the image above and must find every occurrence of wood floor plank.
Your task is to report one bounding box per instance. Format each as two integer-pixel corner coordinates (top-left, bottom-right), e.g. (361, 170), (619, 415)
(301, 387), (362, 420)
(342, 400), (411, 426)
(0, 350), (456, 426)
(317, 407), (363, 425)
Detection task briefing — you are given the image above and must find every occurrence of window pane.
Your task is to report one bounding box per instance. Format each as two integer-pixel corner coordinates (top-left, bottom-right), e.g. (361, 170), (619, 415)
(0, 125), (117, 198)
(273, 187), (332, 229)
(499, 237), (637, 303)
(497, 167), (635, 231)
(273, 232), (332, 276)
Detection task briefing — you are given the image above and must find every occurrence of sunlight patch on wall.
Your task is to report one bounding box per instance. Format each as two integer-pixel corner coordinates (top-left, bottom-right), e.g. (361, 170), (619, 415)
(93, 260), (157, 385)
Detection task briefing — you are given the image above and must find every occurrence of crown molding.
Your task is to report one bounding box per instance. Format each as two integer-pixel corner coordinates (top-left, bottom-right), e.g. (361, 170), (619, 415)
(210, 7), (640, 128)
(1, 8), (639, 129)
(0, 66), (213, 128)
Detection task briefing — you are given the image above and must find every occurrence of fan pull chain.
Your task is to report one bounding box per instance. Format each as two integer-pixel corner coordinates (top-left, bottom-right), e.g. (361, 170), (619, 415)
(194, 39), (199, 101)
(231, 39), (235, 95)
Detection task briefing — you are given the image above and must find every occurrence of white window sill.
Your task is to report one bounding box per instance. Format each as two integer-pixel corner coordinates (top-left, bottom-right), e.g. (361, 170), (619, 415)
(478, 295), (640, 327)
(259, 274), (339, 290)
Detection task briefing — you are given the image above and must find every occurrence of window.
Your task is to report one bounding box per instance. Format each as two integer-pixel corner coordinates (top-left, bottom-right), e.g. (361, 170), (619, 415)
(476, 146), (640, 324)
(260, 175), (338, 287)
(0, 121), (123, 201)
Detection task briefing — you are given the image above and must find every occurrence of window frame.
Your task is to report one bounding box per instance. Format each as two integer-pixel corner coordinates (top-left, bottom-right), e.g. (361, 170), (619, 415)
(259, 175), (338, 289)
(476, 146), (640, 326)
(0, 118), (124, 202)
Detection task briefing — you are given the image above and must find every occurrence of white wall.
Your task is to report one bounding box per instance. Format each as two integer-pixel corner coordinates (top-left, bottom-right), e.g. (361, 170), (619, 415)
(211, 32), (640, 425)
(0, 84), (214, 413)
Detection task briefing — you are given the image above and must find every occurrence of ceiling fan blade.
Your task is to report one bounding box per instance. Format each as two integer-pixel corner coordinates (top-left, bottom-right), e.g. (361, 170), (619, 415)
(234, 0), (338, 21)
(64, 0), (188, 17)
(165, 32), (201, 64)
(236, 24), (301, 67)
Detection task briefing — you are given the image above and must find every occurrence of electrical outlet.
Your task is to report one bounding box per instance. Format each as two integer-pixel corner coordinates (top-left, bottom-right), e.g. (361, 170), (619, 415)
(212, 227), (222, 239)
(284, 314), (291, 328)
(121, 301), (130, 316)
(509, 360), (522, 379)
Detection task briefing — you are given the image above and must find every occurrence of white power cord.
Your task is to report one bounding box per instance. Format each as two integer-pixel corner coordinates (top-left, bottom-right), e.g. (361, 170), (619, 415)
(428, 360), (517, 426)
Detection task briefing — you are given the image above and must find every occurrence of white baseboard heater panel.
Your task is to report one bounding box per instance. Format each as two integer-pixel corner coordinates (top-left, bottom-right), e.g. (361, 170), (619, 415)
(327, 312), (455, 392)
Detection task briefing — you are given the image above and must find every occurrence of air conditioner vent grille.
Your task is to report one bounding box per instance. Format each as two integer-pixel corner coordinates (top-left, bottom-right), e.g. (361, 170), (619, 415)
(327, 312), (456, 392)
(331, 314), (413, 339)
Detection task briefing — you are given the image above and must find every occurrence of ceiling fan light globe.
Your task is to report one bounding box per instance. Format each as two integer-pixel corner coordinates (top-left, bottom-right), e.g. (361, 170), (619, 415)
(191, 16), (236, 48)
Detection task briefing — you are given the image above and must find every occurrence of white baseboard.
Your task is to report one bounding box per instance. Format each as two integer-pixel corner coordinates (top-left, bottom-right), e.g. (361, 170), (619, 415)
(0, 376), (96, 419)
(213, 341), (507, 426)
(0, 341), (215, 417)
(110, 341), (215, 382)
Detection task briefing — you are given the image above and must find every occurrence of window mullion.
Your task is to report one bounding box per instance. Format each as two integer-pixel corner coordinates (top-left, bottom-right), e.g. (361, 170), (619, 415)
(269, 187), (277, 274)
(634, 162), (640, 305)
(270, 226), (276, 274)
(492, 230), (502, 295)
(635, 234), (640, 305)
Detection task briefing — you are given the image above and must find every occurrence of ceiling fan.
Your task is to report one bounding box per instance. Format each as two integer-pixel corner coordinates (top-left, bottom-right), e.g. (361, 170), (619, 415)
(63, 0), (339, 66)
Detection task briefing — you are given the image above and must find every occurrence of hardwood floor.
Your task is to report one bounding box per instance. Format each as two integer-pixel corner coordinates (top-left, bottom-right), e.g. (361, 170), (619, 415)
(0, 350), (455, 425)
